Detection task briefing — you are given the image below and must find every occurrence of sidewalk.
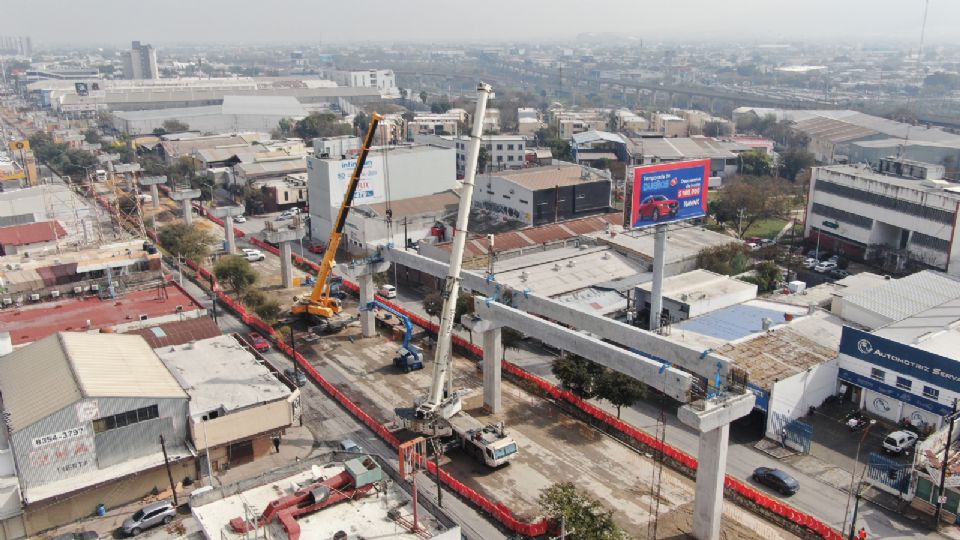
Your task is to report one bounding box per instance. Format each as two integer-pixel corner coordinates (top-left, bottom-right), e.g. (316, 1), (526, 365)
(209, 423), (317, 487)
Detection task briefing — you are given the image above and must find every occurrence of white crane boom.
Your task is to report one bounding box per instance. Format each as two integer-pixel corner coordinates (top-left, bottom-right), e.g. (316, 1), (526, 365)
(416, 82), (492, 420)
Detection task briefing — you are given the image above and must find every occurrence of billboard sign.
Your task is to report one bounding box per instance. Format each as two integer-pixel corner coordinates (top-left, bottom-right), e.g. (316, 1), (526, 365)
(327, 155), (386, 207)
(630, 159), (709, 228)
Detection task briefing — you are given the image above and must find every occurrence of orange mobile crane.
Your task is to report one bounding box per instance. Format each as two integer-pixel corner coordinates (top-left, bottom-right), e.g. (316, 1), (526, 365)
(291, 112), (383, 320)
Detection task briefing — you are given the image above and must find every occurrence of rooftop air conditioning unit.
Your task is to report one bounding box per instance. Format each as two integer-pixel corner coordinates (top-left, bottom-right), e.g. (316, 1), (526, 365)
(90, 284), (100, 292)
(50, 290), (60, 298)
(28, 294), (40, 302)
(73, 286), (83, 294)
(567, 260), (576, 267)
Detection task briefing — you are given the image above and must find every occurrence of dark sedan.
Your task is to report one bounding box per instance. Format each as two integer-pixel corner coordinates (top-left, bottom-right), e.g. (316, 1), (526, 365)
(752, 467), (800, 495)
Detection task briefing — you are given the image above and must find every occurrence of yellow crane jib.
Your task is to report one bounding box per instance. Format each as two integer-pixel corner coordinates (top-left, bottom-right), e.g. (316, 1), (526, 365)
(292, 112), (384, 320)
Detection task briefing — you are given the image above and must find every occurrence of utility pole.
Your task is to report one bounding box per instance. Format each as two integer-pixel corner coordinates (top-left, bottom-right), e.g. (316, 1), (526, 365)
(431, 438), (442, 508)
(935, 398), (959, 531)
(159, 434), (179, 506)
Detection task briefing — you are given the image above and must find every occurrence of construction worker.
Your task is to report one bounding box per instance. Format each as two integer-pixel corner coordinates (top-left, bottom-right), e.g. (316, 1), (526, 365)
(857, 527), (867, 540)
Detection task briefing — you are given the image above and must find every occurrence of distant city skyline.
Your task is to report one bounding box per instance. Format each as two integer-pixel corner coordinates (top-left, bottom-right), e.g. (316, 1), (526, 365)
(8, 0), (960, 47)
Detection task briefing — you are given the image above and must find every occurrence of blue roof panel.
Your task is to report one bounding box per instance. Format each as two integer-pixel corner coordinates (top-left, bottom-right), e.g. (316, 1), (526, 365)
(675, 304), (791, 341)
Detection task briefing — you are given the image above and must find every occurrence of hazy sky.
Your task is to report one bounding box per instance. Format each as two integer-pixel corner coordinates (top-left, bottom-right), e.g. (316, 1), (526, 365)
(6, 0), (959, 46)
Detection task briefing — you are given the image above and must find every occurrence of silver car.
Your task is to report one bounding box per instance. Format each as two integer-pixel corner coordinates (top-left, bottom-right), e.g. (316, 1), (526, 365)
(121, 501), (176, 536)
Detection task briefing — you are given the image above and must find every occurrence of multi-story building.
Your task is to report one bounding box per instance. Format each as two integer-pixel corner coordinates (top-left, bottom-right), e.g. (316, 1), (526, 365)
(123, 41), (158, 80)
(517, 107), (544, 135)
(651, 113), (688, 138)
(407, 113), (461, 138)
(804, 160), (960, 275)
(307, 144), (456, 242)
(333, 69), (398, 97)
(412, 134), (527, 177)
(612, 109), (649, 132)
(483, 108), (501, 134)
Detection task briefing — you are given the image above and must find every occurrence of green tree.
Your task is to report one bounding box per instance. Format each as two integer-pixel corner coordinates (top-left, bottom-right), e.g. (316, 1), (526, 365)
(161, 119), (190, 133)
(423, 292), (443, 322)
(709, 175), (792, 238)
(243, 288), (267, 308)
(157, 223), (215, 262)
(430, 102), (452, 114)
(254, 298), (282, 322)
(552, 354), (603, 399)
(83, 128), (101, 144)
(779, 149), (815, 182)
(242, 185), (266, 215)
(399, 88), (408, 101)
(738, 149), (773, 176)
(455, 292), (475, 324)
(597, 370), (647, 419)
(419, 90), (428, 105)
(539, 482), (626, 540)
(703, 120), (732, 137)
(501, 327), (523, 361)
(214, 255), (258, 293)
(273, 117), (295, 138)
(749, 260), (783, 292)
(697, 244), (751, 276)
(294, 113), (353, 140)
(353, 111), (370, 138)
(477, 146), (490, 174)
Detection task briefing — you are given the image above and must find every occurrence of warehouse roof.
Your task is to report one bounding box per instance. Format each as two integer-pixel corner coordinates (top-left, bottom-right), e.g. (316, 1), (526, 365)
(839, 270), (960, 325)
(595, 225), (737, 263)
(361, 190), (460, 219)
(492, 163), (608, 190)
(156, 335), (291, 419)
(128, 317), (223, 348)
(236, 158), (307, 178)
(636, 269), (756, 303)
(495, 246), (645, 297)
(221, 95), (307, 117)
(632, 137), (737, 160)
(0, 332), (186, 432)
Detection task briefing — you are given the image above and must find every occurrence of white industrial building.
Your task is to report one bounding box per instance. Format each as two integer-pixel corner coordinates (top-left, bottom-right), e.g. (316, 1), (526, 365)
(344, 190), (460, 253)
(332, 69), (398, 97)
(804, 161), (960, 275)
(830, 270), (960, 330)
(307, 144), (456, 241)
(112, 95), (309, 135)
(0, 332), (192, 535)
(414, 134), (527, 176)
(633, 269), (757, 323)
(312, 135), (360, 159)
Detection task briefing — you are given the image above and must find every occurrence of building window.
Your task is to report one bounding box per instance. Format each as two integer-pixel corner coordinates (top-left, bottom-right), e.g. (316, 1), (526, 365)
(923, 386), (940, 400)
(503, 194), (511, 200)
(895, 376), (912, 390)
(519, 199), (529, 204)
(870, 368), (885, 382)
(518, 144), (524, 151)
(486, 190), (494, 195)
(497, 156), (503, 162)
(507, 144), (514, 150)
(508, 156), (514, 161)
(284, 192), (289, 201)
(496, 144), (503, 150)
(93, 405), (159, 433)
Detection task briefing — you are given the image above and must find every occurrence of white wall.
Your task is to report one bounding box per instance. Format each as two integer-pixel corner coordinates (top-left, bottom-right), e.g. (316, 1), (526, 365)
(479, 175), (534, 225)
(830, 299), (894, 330)
(765, 358), (840, 440)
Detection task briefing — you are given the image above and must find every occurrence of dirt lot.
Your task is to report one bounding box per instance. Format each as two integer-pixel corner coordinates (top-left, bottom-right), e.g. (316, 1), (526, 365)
(303, 323), (800, 540)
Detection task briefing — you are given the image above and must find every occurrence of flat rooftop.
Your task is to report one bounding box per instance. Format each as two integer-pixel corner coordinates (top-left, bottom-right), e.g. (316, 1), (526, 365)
(156, 335), (291, 418)
(0, 284), (202, 345)
(838, 270), (960, 324)
(635, 268), (756, 302)
(772, 272), (888, 308)
(594, 225), (737, 263)
(495, 246), (645, 297)
(192, 462), (446, 540)
(361, 189), (460, 220)
(493, 164), (608, 190)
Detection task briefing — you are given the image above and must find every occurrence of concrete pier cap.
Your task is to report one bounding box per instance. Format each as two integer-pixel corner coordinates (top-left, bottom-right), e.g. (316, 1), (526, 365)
(678, 392), (756, 432)
(138, 175), (167, 210)
(211, 206), (244, 254)
(263, 221), (305, 288)
(169, 188), (202, 225)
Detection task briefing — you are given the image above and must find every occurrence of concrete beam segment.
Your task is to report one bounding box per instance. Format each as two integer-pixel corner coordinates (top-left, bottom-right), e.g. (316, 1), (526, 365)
(339, 260), (391, 280)
(482, 327), (503, 413)
(473, 299), (692, 402)
(261, 226), (303, 245)
(649, 224), (666, 331)
(169, 189), (201, 226)
(212, 206), (245, 254)
(383, 247), (733, 382)
(359, 274), (376, 337)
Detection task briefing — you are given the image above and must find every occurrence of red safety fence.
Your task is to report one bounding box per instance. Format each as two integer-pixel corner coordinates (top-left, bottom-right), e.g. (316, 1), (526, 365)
(154, 200), (840, 540)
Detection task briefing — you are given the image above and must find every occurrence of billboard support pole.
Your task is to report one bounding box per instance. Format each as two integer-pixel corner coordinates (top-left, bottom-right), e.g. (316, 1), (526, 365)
(648, 224), (667, 332)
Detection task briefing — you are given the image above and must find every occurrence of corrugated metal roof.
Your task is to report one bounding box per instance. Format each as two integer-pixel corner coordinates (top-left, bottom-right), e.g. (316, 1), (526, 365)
(0, 221), (66, 247)
(0, 333), (80, 432)
(841, 270), (960, 324)
(62, 332), (186, 400)
(127, 317), (222, 349)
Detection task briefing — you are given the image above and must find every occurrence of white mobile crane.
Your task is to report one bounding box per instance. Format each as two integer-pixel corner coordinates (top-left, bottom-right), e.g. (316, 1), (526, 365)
(396, 82), (518, 468)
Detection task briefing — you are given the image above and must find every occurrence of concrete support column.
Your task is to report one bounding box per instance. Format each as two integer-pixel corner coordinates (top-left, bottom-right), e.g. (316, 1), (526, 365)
(169, 188), (201, 227)
(648, 224), (667, 331)
(149, 184), (159, 209)
(223, 218), (236, 254)
(139, 176), (167, 211)
(482, 327), (503, 413)
(279, 241), (293, 288)
(181, 199), (193, 226)
(693, 424), (729, 540)
(358, 273), (376, 337)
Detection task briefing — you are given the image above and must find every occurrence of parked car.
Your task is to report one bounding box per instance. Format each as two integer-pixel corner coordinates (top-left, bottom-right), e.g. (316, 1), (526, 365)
(242, 249), (265, 262)
(284, 367), (308, 387)
(339, 438), (362, 453)
(829, 269), (850, 279)
(246, 332), (270, 352)
(121, 501), (176, 536)
(308, 243), (326, 254)
(752, 467), (800, 495)
(745, 242), (760, 251)
(378, 284), (397, 299)
(232, 215), (247, 223)
(276, 213), (293, 221)
(814, 261), (838, 273)
(882, 430), (919, 455)
(53, 532), (99, 540)
(636, 195), (679, 221)
(760, 238), (776, 247)
(803, 257), (819, 269)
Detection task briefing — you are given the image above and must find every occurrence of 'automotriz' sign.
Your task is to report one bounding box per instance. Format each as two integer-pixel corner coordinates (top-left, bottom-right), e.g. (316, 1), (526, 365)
(840, 326), (960, 394)
(631, 159), (709, 228)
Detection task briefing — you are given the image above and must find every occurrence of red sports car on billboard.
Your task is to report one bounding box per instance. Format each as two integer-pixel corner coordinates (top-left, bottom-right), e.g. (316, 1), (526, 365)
(636, 195), (679, 221)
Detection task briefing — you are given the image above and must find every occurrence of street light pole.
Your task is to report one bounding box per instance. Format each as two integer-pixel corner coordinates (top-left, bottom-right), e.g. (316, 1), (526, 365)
(842, 419), (876, 535)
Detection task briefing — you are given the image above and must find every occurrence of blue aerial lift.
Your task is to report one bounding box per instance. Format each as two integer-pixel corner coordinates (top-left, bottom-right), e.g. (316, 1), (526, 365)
(363, 301), (424, 372)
